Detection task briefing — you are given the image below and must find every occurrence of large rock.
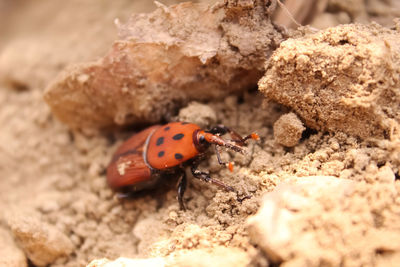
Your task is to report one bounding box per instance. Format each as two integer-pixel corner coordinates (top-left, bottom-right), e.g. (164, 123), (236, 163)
(0, 227), (27, 267)
(44, 0), (284, 130)
(247, 176), (400, 266)
(8, 214), (74, 267)
(259, 22), (400, 139)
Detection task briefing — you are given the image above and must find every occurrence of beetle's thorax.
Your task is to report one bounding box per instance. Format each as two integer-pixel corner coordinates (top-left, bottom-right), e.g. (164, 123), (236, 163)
(145, 122), (201, 170)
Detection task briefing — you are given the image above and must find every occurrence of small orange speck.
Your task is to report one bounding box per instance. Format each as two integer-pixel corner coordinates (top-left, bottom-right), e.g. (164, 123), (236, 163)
(228, 162), (234, 172)
(251, 133), (259, 140)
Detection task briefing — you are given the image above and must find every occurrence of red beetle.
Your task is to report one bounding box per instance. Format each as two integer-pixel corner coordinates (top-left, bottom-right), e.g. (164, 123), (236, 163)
(107, 122), (258, 210)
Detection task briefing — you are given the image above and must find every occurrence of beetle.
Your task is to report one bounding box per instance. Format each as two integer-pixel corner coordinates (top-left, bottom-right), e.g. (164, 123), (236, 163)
(107, 122), (259, 210)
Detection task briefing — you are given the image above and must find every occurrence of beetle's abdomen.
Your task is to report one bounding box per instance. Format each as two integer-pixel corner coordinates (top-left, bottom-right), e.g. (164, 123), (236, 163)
(106, 125), (161, 189)
(146, 122), (201, 169)
(107, 153), (152, 189)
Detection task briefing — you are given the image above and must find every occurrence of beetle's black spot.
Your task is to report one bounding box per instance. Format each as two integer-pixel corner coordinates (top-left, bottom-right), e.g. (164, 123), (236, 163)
(181, 122), (189, 125)
(164, 126), (170, 131)
(172, 133), (184, 140)
(174, 153), (183, 160)
(158, 151), (165, 157)
(156, 137), (164, 146)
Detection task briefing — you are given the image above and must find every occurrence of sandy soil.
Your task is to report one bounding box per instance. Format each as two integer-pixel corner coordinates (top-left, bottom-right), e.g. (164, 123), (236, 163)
(0, 0), (399, 267)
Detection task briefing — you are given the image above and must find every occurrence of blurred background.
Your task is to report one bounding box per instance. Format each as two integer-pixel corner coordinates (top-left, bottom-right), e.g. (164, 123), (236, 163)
(0, 0), (399, 91)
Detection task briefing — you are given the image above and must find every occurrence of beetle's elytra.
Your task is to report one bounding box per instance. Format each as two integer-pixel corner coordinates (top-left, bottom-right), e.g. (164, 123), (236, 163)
(107, 122), (258, 210)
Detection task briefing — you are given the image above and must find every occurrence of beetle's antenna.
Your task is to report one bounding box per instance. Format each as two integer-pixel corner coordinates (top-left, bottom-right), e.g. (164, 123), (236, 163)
(207, 125), (259, 146)
(229, 132), (260, 146)
(202, 130), (259, 153)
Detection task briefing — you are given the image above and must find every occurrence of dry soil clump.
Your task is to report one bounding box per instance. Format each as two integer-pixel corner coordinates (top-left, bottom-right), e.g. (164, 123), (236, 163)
(259, 22), (400, 139)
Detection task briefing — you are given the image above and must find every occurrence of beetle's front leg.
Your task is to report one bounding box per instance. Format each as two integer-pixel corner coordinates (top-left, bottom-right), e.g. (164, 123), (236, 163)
(190, 162), (235, 192)
(214, 145), (227, 165)
(214, 145), (235, 172)
(190, 159), (251, 203)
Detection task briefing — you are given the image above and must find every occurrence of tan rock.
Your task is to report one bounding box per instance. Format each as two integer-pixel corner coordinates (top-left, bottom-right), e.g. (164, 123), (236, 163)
(8, 214), (74, 267)
(259, 23), (400, 139)
(247, 176), (400, 266)
(0, 227), (27, 267)
(178, 102), (217, 128)
(273, 112), (305, 147)
(247, 176), (355, 263)
(168, 247), (251, 267)
(44, 0), (284, 130)
(87, 257), (165, 267)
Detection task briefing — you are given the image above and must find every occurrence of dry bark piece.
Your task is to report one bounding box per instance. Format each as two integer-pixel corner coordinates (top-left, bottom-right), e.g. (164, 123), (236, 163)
(259, 22), (400, 139)
(44, 0), (284, 130)
(273, 112), (305, 147)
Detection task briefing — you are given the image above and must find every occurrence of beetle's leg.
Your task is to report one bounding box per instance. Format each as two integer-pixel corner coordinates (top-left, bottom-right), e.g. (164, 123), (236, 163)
(237, 193), (252, 203)
(177, 171), (187, 211)
(115, 187), (139, 201)
(191, 158), (251, 202)
(190, 164), (235, 192)
(191, 165), (251, 202)
(214, 145), (227, 165)
(214, 145), (234, 172)
(116, 191), (136, 200)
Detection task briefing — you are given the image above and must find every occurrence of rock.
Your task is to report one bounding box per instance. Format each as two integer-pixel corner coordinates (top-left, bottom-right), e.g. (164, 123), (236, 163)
(132, 217), (168, 255)
(273, 112), (305, 147)
(8, 214), (74, 267)
(259, 23), (400, 139)
(178, 102), (217, 128)
(44, 0), (284, 131)
(87, 257), (165, 267)
(86, 247), (250, 267)
(169, 247), (250, 267)
(0, 227), (27, 267)
(247, 176), (355, 263)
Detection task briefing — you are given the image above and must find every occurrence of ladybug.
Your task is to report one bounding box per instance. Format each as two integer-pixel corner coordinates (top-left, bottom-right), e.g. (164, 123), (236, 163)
(107, 122), (259, 210)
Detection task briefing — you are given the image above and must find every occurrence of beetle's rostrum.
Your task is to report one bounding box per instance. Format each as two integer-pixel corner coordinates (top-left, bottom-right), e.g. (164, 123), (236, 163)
(107, 122), (259, 210)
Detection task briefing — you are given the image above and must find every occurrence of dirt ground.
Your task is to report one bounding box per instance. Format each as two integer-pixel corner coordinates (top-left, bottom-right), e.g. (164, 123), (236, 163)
(0, 0), (399, 267)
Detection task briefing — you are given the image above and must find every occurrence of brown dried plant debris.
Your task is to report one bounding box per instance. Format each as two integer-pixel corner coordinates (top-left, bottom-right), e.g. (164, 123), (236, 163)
(259, 22), (400, 140)
(44, 0), (284, 131)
